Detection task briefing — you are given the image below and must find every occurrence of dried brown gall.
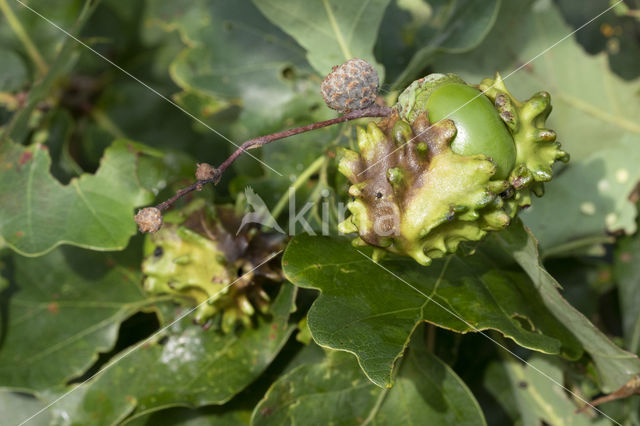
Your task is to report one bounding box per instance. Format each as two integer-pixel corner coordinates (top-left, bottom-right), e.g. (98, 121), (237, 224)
(135, 207), (163, 233)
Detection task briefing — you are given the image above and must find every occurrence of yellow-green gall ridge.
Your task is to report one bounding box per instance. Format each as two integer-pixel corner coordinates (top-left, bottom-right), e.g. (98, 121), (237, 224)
(338, 73), (568, 265)
(141, 200), (284, 331)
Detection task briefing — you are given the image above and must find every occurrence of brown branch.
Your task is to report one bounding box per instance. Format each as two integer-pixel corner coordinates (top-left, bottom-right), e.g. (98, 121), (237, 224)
(154, 105), (392, 212)
(576, 376), (640, 414)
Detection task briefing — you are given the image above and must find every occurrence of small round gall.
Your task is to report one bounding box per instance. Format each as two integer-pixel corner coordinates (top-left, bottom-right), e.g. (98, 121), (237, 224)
(321, 58), (379, 114)
(135, 207), (163, 233)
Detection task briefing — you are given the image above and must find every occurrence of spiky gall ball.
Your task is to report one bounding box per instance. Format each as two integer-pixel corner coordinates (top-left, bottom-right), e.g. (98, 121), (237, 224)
(338, 73), (568, 265)
(141, 200), (284, 331)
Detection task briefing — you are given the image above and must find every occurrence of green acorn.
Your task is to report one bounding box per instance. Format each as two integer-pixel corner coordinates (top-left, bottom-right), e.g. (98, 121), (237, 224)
(141, 200), (284, 331)
(338, 73), (568, 265)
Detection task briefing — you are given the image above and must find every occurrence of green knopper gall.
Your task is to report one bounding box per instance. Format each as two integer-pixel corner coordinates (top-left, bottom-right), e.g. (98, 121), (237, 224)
(338, 73), (568, 265)
(141, 201), (283, 331)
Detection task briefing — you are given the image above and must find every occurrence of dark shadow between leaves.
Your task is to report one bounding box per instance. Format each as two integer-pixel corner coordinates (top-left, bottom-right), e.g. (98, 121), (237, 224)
(67, 310), (160, 385)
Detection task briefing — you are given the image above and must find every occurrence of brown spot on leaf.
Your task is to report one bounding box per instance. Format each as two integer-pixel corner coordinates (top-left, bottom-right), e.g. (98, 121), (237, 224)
(600, 23), (621, 38)
(598, 269), (611, 282)
(628, 182), (640, 203)
(620, 252), (632, 262)
(15, 231), (23, 238)
(261, 407), (274, 417)
(18, 151), (32, 165)
(15, 91), (28, 107)
(47, 302), (59, 314)
(519, 63), (534, 73)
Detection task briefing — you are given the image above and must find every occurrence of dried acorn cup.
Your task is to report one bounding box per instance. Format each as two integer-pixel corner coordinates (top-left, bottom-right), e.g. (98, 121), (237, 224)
(336, 71), (568, 265)
(141, 199), (284, 332)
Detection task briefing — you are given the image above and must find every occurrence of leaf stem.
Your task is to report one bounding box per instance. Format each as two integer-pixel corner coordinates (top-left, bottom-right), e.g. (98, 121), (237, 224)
(322, 0), (352, 61)
(361, 388), (389, 425)
(154, 105), (392, 212)
(540, 235), (614, 260)
(0, 0), (48, 76)
(271, 155), (327, 220)
(0, 0), (101, 146)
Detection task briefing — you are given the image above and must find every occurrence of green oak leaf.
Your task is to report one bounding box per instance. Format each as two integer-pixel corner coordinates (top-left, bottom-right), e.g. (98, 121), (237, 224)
(376, 0), (501, 89)
(282, 234), (581, 388)
(252, 327), (485, 425)
(433, 0), (640, 253)
(145, 0), (339, 194)
(485, 356), (610, 426)
(121, 405), (251, 426)
(252, 0), (390, 79)
(495, 219), (640, 392)
(39, 104), (197, 202)
(614, 217), (640, 354)
(0, 390), (51, 426)
(0, 246), (151, 392)
(119, 345), (325, 426)
(525, 134), (640, 255)
(483, 361), (519, 423)
(36, 110), (80, 184)
(40, 283), (297, 425)
(229, 92), (336, 199)
(0, 139), (156, 256)
(91, 81), (232, 167)
(555, 0), (640, 81)
(144, 0), (312, 139)
(0, 48), (28, 92)
(146, 0), (345, 223)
